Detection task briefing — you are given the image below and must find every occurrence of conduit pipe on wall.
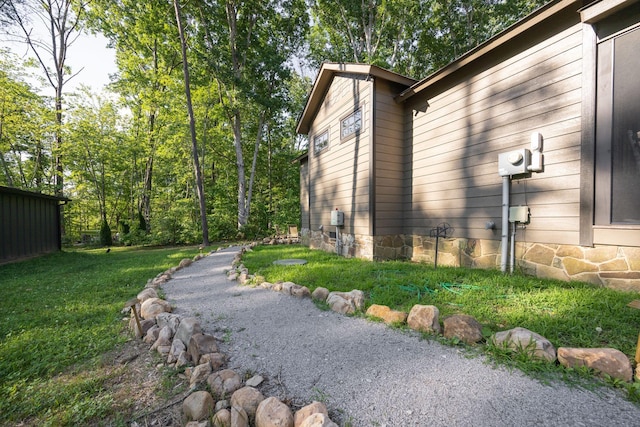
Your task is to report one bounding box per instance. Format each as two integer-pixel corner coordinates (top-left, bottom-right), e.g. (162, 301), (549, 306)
(501, 176), (510, 273)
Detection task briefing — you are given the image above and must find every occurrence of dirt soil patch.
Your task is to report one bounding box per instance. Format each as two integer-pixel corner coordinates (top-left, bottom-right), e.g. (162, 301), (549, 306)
(100, 336), (188, 426)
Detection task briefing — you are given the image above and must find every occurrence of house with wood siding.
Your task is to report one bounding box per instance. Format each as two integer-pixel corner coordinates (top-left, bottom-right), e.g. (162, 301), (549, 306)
(296, 0), (640, 291)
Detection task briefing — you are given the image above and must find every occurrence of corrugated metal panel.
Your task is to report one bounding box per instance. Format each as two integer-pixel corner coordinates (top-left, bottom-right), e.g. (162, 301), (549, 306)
(0, 186), (69, 264)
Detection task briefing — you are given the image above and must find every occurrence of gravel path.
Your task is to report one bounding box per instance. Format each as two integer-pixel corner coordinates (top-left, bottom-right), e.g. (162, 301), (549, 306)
(162, 247), (640, 426)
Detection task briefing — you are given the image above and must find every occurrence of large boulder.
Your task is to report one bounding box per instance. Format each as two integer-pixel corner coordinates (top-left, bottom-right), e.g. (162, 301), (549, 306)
(294, 402), (329, 427)
(407, 304), (441, 334)
(326, 290), (365, 314)
(140, 297), (172, 320)
(558, 347), (632, 382)
(230, 386), (265, 421)
(365, 304), (407, 324)
(491, 327), (556, 362)
(183, 390), (214, 422)
(443, 314), (483, 344)
(255, 396), (294, 427)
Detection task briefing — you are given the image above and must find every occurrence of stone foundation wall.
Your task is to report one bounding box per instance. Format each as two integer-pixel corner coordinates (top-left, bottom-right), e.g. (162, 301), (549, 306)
(301, 229), (640, 292)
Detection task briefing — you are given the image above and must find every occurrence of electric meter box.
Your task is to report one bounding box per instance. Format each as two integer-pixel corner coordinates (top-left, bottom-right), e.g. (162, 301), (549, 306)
(498, 149), (531, 176)
(330, 210), (344, 226)
(509, 205), (529, 223)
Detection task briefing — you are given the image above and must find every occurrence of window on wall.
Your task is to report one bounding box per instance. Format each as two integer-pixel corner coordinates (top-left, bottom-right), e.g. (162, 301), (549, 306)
(314, 129), (329, 155)
(340, 109), (362, 140)
(595, 24), (640, 225)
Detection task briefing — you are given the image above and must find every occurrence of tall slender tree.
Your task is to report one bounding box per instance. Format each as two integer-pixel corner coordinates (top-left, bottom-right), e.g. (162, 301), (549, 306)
(173, 0), (209, 246)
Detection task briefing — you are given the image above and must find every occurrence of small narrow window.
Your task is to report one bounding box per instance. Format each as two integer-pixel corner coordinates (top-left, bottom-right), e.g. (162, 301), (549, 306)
(341, 109), (362, 140)
(314, 129), (329, 154)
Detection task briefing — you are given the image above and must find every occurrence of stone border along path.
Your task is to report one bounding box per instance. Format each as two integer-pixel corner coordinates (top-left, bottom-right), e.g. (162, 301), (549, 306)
(132, 244), (640, 426)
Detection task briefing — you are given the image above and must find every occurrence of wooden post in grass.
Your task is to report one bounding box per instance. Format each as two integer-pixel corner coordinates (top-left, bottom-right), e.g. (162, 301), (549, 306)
(125, 298), (143, 339)
(627, 300), (640, 364)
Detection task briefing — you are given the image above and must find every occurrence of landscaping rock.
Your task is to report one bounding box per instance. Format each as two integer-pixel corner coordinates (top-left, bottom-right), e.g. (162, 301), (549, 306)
(156, 312), (182, 335)
(558, 347), (632, 382)
(167, 338), (186, 364)
(255, 396), (294, 427)
(443, 314), (483, 344)
(189, 362), (213, 388)
(216, 399), (230, 411)
(185, 421), (209, 427)
(281, 282), (296, 295)
(230, 386), (265, 421)
(208, 369), (243, 398)
(183, 390), (214, 422)
(150, 325), (173, 351)
(366, 304), (408, 324)
(213, 408), (231, 427)
(140, 297), (172, 320)
(291, 285), (311, 298)
(491, 327), (556, 362)
(130, 318), (156, 338)
(201, 352), (226, 370)
(143, 325), (160, 344)
(137, 287), (158, 303)
(176, 350), (190, 369)
(311, 287), (329, 302)
(245, 374), (264, 387)
(298, 413), (338, 427)
(326, 290), (365, 314)
(188, 333), (219, 365)
(407, 304), (441, 334)
(179, 258), (193, 269)
(231, 405), (249, 427)
(294, 402), (329, 427)
(175, 317), (202, 346)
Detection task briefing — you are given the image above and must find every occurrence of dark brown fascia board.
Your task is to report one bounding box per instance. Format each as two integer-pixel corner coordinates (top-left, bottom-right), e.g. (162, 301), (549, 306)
(396, 0), (584, 103)
(296, 62), (416, 135)
(580, 0), (640, 23)
(0, 185), (71, 202)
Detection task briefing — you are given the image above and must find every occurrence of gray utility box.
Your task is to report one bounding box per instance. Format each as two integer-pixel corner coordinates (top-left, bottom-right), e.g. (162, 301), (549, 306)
(330, 210), (344, 226)
(498, 149), (531, 176)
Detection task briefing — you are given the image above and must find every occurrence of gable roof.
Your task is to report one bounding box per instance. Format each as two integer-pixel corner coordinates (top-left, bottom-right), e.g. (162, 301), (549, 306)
(296, 63), (417, 134)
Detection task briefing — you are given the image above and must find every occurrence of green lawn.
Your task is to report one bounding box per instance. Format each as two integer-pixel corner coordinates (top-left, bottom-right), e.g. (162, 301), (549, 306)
(243, 245), (640, 395)
(0, 246), (200, 425)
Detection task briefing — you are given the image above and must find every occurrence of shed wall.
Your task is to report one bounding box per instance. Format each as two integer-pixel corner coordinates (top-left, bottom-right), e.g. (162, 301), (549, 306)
(0, 188), (62, 263)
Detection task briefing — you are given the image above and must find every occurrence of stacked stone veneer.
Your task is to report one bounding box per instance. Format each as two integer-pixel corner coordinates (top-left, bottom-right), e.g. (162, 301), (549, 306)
(301, 228), (640, 292)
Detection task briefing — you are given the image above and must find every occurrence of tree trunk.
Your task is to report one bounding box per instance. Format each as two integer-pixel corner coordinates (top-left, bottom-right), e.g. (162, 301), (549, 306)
(173, 0), (209, 246)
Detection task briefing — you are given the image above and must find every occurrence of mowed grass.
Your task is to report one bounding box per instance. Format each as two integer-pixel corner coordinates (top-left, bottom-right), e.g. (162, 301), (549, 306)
(243, 245), (640, 394)
(0, 246), (199, 425)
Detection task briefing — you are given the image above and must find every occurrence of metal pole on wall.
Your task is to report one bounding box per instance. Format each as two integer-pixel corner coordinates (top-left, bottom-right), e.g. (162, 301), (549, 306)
(501, 176), (510, 273)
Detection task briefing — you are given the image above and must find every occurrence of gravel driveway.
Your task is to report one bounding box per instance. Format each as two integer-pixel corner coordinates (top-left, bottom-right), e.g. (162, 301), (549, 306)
(162, 246), (640, 426)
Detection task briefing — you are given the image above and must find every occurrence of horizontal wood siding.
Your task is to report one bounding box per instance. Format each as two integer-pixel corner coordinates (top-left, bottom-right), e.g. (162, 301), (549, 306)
(405, 23), (584, 245)
(375, 79), (406, 235)
(309, 75), (372, 235)
(300, 159), (310, 230)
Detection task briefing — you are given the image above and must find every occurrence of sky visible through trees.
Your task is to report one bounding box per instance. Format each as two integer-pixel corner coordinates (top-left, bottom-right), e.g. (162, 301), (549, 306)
(0, 0), (548, 246)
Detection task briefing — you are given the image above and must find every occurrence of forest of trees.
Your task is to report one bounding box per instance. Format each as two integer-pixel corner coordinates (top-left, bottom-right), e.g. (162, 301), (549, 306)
(0, 0), (547, 246)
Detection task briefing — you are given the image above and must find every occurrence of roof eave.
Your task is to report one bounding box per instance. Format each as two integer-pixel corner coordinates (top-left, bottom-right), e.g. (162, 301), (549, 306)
(396, 0), (584, 103)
